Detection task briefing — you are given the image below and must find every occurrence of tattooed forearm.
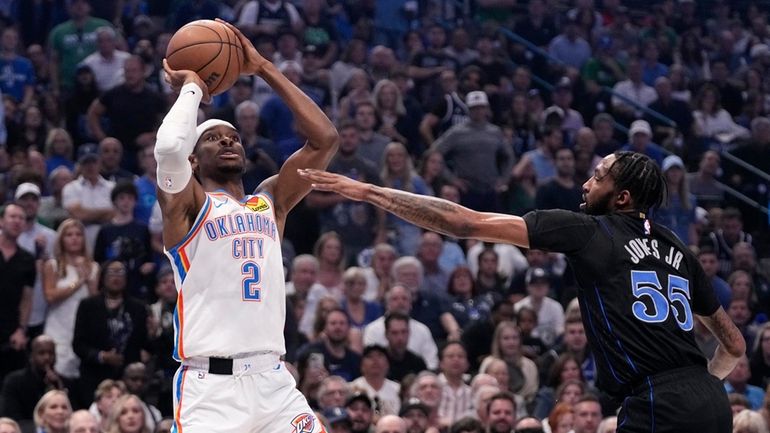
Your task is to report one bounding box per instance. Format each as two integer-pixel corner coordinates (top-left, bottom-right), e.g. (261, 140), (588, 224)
(367, 185), (475, 238)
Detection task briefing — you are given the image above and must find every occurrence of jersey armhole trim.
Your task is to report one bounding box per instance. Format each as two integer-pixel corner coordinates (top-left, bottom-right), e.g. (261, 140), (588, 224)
(166, 194), (212, 255)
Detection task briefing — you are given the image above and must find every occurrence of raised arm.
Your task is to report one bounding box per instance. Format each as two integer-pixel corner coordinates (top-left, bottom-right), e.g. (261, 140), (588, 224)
(217, 20), (339, 233)
(298, 169), (530, 248)
(696, 307), (746, 379)
(154, 62), (210, 248)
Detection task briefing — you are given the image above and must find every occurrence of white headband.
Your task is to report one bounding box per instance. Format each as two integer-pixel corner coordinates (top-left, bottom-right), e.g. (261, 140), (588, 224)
(195, 119), (237, 143)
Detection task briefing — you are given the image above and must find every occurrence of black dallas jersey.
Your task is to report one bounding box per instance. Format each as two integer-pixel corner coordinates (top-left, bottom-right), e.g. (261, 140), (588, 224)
(524, 209), (720, 398)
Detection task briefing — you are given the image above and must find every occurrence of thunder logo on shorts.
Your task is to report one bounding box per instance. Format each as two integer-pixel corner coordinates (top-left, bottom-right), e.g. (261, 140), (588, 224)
(291, 413), (316, 433)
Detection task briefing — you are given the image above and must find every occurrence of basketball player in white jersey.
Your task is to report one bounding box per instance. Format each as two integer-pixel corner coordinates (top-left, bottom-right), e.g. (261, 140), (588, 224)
(154, 19), (338, 433)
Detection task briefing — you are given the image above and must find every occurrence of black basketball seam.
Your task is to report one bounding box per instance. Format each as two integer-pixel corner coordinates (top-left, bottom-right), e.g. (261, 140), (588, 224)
(213, 23), (234, 95)
(167, 41), (242, 55)
(234, 33), (243, 74)
(166, 23), (223, 56)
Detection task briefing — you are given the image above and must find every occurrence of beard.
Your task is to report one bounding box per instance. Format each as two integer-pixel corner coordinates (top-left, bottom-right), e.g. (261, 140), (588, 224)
(582, 189), (614, 215)
(490, 420), (513, 433)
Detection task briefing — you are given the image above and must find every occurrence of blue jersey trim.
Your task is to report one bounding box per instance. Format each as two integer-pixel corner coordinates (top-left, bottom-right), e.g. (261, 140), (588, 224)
(593, 284), (639, 374)
(647, 376), (655, 433)
(172, 305), (181, 361)
(583, 295), (625, 385)
(166, 194), (212, 255)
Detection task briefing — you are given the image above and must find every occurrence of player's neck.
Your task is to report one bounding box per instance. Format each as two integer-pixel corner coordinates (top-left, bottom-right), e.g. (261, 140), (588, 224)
(202, 179), (245, 200)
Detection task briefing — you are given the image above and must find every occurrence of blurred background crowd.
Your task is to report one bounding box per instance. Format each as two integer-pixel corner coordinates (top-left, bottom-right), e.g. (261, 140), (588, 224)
(1, 0), (770, 433)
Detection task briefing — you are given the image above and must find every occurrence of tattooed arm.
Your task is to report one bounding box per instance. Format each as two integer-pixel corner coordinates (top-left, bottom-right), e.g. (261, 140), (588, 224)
(697, 307), (746, 379)
(298, 169), (531, 248)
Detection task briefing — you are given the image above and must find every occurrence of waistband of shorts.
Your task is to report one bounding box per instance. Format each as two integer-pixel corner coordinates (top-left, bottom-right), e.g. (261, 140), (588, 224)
(182, 352), (281, 375)
(630, 365), (709, 394)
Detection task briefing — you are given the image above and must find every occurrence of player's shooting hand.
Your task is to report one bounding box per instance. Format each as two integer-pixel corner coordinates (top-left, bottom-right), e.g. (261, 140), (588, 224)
(215, 19), (270, 77)
(298, 169), (368, 202)
(162, 59), (212, 104)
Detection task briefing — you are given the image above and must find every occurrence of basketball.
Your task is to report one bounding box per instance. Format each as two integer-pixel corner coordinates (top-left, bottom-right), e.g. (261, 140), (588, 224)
(166, 20), (243, 96)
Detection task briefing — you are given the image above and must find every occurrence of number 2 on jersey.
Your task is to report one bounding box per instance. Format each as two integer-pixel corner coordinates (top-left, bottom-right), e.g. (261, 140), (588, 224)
(629, 270), (693, 331)
(241, 261), (262, 301)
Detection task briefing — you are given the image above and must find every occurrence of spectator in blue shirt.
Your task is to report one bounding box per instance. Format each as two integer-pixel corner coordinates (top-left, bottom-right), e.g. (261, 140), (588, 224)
(724, 355), (766, 410)
(547, 18), (592, 69)
(641, 40), (669, 87)
(0, 27), (35, 108)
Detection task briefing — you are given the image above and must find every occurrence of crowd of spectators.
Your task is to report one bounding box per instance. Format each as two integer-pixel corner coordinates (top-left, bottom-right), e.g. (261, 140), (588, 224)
(1, 0), (770, 433)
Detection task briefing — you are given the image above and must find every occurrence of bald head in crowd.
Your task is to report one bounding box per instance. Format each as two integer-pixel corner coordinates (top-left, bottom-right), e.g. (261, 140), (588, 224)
(69, 410), (99, 433)
(376, 415), (407, 433)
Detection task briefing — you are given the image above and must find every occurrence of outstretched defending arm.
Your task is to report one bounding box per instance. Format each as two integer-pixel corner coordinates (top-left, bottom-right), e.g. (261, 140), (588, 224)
(298, 169), (530, 248)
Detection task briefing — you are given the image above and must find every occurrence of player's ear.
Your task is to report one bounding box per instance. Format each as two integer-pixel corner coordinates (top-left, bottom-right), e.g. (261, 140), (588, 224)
(615, 189), (632, 208)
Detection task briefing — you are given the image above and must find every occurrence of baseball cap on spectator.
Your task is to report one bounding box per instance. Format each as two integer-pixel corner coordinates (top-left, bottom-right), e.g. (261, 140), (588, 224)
(362, 345), (388, 358)
(750, 44), (770, 59)
(525, 267), (550, 285)
(345, 391), (372, 408)
(235, 75), (253, 86)
(555, 77), (572, 91)
(628, 120), (652, 138)
(133, 15), (153, 29)
(322, 407), (350, 425)
(597, 35), (613, 50)
(77, 143), (100, 164)
(76, 63), (93, 75)
(543, 106), (565, 121)
(14, 182), (41, 200)
(278, 60), (303, 75)
(466, 91), (489, 108)
(662, 155), (685, 172)
(157, 265), (174, 280)
(399, 398), (430, 417)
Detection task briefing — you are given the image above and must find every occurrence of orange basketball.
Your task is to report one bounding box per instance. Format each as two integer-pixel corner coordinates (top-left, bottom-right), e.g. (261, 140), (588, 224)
(166, 20), (243, 96)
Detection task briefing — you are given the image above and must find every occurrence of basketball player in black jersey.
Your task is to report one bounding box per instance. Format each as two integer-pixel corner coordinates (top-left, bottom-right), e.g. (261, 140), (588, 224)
(299, 151), (745, 433)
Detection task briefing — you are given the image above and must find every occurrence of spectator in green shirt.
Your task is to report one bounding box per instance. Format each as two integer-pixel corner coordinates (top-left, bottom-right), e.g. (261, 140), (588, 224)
(47, 0), (112, 95)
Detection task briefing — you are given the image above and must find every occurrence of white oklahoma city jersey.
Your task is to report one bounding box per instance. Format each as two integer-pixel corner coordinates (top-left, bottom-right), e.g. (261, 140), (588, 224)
(165, 191), (285, 360)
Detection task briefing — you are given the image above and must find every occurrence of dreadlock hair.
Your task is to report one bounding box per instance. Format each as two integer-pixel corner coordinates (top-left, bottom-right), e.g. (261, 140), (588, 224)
(609, 151), (667, 213)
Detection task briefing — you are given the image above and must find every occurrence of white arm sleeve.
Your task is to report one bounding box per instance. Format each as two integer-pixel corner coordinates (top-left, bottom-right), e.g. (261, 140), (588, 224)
(155, 82), (202, 194)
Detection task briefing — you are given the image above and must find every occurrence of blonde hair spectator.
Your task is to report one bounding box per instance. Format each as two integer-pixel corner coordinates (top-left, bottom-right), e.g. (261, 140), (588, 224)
(105, 394), (150, 433)
(733, 409), (769, 433)
(33, 390), (72, 433)
(597, 416), (618, 433)
(0, 418), (21, 433)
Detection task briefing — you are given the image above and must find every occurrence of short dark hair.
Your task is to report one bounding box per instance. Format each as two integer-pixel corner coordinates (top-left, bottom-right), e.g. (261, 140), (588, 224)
(722, 207), (742, 221)
(111, 180), (138, 202)
(609, 151), (666, 212)
(324, 307), (349, 326)
(574, 393), (601, 407)
(384, 311), (410, 331)
(486, 391), (517, 415)
(449, 417), (483, 433)
(439, 341), (467, 361)
(338, 119), (358, 132)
